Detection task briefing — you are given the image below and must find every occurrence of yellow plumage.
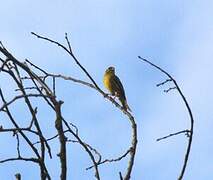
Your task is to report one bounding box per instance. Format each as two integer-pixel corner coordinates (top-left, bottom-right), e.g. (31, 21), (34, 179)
(103, 66), (131, 112)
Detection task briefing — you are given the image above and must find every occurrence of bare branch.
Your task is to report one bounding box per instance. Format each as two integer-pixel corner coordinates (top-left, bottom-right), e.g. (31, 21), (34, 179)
(0, 127), (38, 135)
(53, 76), (56, 96)
(156, 79), (172, 87)
(62, 118), (101, 180)
(65, 33), (73, 53)
(15, 132), (21, 157)
(15, 86), (38, 91)
(163, 87), (177, 93)
(0, 157), (39, 164)
(138, 56), (194, 180)
(31, 32), (138, 179)
(0, 45), (52, 180)
(11, 66), (52, 161)
(0, 89), (51, 180)
(31, 32), (103, 93)
(53, 100), (67, 180)
(25, 59), (48, 75)
(119, 172), (123, 180)
(0, 94), (47, 111)
(156, 130), (191, 142)
(86, 148), (131, 170)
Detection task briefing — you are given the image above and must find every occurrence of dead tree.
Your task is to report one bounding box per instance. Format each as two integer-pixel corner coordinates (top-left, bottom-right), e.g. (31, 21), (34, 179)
(0, 33), (194, 180)
(0, 33), (137, 180)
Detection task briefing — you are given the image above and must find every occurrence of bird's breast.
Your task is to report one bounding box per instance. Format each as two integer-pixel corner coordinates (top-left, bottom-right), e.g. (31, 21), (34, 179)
(103, 73), (113, 92)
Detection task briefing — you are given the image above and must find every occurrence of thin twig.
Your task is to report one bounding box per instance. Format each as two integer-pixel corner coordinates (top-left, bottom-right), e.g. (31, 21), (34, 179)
(0, 94), (47, 111)
(31, 32), (103, 93)
(156, 130), (190, 142)
(65, 33), (73, 53)
(0, 157), (39, 163)
(156, 79), (172, 87)
(86, 148), (131, 170)
(62, 118), (100, 180)
(15, 132), (21, 157)
(53, 77), (56, 96)
(25, 59), (48, 75)
(68, 140), (102, 163)
(119, 172), (123, 180)
(164, 87), (177, 93)
(33, 130), (69, 145)
(0, 127), (38, 136)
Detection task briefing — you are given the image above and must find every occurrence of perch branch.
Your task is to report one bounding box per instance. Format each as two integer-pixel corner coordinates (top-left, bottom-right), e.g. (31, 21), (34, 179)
(32, 32), (138, 179)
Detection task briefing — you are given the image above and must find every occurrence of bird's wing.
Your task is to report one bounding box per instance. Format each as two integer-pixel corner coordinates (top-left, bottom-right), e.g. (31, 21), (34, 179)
(111, 75), (126, 98)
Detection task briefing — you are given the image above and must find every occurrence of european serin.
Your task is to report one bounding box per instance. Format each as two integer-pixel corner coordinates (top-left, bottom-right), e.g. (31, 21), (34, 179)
(103, 66), (131, 112)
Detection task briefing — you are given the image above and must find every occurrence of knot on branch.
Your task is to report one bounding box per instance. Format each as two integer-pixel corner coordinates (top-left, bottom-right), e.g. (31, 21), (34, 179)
(58, 100), (64, 105)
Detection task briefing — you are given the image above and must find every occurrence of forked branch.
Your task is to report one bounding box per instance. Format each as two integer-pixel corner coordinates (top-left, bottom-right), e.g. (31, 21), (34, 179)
(32, 32), (138, 180)
(138, 56), (194, 180)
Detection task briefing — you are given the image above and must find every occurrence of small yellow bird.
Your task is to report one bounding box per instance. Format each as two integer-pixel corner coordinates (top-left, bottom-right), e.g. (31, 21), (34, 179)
(103, 66), (131, 112)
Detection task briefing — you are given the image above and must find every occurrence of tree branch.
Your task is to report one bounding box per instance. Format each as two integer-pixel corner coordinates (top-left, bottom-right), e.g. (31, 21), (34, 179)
(156, 130), (190, 142)
(32, 32), (138, 179)
(86, 148), (131, 170)
(138, 56), (194, 180)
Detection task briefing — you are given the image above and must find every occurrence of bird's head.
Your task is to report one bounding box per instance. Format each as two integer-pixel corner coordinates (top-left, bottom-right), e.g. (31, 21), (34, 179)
(105, 66), (115, 74)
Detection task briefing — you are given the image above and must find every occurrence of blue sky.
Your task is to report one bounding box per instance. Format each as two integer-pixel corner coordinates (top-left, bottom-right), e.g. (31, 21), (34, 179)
(0, 0), (213, 179)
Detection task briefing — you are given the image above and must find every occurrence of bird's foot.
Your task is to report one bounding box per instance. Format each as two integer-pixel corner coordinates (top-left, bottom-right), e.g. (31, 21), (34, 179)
(103, 93), (116, 100)
(103, 93), (110, 98)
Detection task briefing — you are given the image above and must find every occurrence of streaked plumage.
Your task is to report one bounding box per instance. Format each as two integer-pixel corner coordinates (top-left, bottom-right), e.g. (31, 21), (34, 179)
(103, 66), (131, 112)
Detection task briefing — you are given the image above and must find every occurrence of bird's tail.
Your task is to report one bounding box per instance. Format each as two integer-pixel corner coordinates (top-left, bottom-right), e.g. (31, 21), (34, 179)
(120, 97), (132, 112)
